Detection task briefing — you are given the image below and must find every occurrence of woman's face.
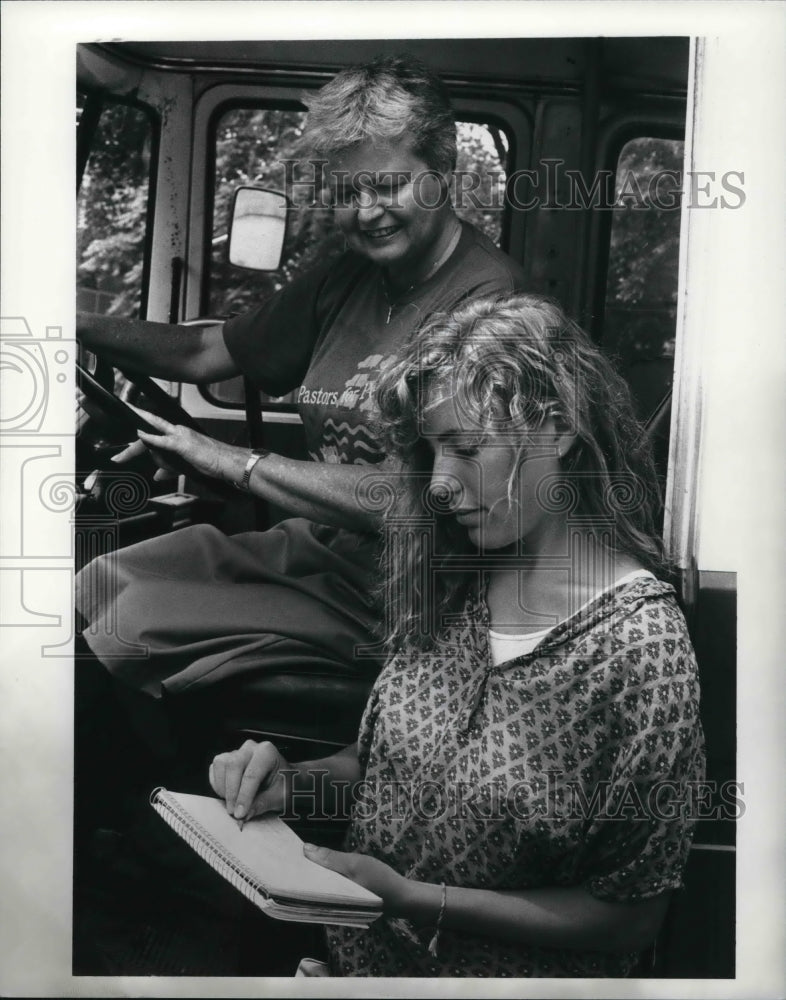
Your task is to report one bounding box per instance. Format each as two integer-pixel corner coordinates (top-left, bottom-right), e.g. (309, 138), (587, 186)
(421, 387), (567, 552)
(327, 139), (454, 282)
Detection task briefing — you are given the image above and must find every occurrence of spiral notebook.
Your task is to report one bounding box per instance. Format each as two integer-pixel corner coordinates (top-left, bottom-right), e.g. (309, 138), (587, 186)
(150, 788), (382, 927)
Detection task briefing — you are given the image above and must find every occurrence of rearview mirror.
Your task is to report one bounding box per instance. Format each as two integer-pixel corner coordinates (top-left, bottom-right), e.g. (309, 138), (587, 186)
(227, 187), (288, 271)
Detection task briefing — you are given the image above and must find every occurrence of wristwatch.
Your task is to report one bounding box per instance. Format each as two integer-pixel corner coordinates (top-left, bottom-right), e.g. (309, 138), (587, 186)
(235, 448), (270, 492)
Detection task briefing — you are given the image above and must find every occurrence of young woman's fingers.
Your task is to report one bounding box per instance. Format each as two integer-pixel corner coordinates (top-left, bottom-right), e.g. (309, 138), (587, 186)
(210, 741), (256, 811)
(303, 844), (347, 873)
(234, 742), (282, 819)
(208, 758), (226, 799)
(225, 747), (262, 815)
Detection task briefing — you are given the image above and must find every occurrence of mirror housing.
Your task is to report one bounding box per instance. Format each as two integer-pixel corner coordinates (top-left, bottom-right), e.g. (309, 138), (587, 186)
(227, 187), (288, 271)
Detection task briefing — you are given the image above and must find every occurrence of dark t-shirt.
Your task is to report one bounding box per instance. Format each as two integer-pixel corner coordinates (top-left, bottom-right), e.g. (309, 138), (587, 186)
(223, 222), (525, 465)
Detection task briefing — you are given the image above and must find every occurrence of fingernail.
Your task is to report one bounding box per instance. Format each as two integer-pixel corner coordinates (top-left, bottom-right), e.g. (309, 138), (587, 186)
(303, 842), (316, 851)
(234, 804), (246, 819)
(110, 455), (120, 463)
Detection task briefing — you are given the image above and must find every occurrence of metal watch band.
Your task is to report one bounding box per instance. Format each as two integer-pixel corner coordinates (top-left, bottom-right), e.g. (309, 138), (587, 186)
(235, 449), (270, 492)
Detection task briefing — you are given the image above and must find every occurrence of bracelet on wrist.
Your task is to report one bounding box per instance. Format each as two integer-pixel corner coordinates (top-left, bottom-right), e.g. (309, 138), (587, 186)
(427, 883), (447, 958)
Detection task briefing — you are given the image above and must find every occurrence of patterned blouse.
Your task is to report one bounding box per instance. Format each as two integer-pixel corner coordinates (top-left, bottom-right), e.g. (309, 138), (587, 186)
(325, 574), (705, 977)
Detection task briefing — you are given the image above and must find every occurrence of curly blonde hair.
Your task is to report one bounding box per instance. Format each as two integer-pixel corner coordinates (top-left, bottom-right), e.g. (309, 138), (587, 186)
(373, 293), (669, 652)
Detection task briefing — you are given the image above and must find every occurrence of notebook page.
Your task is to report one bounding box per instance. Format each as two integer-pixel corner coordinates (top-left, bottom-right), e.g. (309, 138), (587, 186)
(161, 790), (381, 909)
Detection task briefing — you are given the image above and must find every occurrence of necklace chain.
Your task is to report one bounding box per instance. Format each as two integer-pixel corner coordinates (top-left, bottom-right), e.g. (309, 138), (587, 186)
(383, 219), (462, 324)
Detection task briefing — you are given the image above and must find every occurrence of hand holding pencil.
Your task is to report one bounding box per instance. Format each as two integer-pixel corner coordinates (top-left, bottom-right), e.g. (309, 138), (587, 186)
(209, 739), (289, 829)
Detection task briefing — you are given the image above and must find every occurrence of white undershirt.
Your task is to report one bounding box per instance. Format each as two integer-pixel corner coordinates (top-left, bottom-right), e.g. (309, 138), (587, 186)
(487, 569), (656, 666)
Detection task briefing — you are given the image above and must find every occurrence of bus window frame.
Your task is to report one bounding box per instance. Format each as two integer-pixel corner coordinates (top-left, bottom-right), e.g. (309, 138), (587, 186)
(200, 95), (311, 321)
(585, 113), (687, 345)
(77, 86), (161, 320)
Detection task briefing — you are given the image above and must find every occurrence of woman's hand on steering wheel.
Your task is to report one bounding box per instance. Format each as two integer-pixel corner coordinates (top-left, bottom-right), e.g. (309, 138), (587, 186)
(130, 405), (238, 485)
(108, 437), (178, 482)
(76, 354), (239, 496)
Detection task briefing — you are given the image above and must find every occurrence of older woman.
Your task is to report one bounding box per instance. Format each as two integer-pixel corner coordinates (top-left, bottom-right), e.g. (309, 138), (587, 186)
(75, 55), (525, 700)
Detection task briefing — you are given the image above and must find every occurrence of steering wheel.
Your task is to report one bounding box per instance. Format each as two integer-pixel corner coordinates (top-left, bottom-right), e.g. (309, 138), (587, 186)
(76, 351), (236, 498)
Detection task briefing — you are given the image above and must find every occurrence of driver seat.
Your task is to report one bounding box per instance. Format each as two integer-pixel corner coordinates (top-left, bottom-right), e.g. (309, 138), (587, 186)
(168, 375), (379, 760)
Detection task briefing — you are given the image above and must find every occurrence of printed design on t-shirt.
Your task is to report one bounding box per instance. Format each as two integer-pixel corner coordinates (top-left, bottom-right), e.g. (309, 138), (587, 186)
(314, 419), (383, 465)
(342, 353), (398, 412)
(305, 352), (398, 465)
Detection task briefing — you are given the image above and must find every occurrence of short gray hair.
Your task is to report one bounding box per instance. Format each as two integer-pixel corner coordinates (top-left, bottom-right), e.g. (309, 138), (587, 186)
(300, 54), (457, 173)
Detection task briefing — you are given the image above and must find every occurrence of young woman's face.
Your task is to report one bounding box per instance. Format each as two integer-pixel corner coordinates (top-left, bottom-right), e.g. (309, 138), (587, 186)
(327, 139), (454, 282)
(421, 388), (566, 552)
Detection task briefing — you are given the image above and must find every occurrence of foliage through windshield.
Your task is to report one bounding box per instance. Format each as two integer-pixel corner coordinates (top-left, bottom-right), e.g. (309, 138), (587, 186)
(77, 95), (153, 318)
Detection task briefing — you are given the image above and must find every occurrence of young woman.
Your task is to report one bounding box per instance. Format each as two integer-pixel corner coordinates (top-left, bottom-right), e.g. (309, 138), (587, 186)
(210, 293), (706, 977)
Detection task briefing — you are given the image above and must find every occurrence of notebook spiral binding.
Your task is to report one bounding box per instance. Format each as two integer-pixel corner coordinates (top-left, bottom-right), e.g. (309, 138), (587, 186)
(150, 787), (271, 908)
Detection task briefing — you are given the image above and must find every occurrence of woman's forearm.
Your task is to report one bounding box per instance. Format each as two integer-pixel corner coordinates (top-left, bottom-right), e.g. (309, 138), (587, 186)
(244, 450), (388, 531)
(77, 313), (237, 383)
(397, 881), (670, 955)
(128, 413), (393, 531)
(251, 452), (370, 529)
